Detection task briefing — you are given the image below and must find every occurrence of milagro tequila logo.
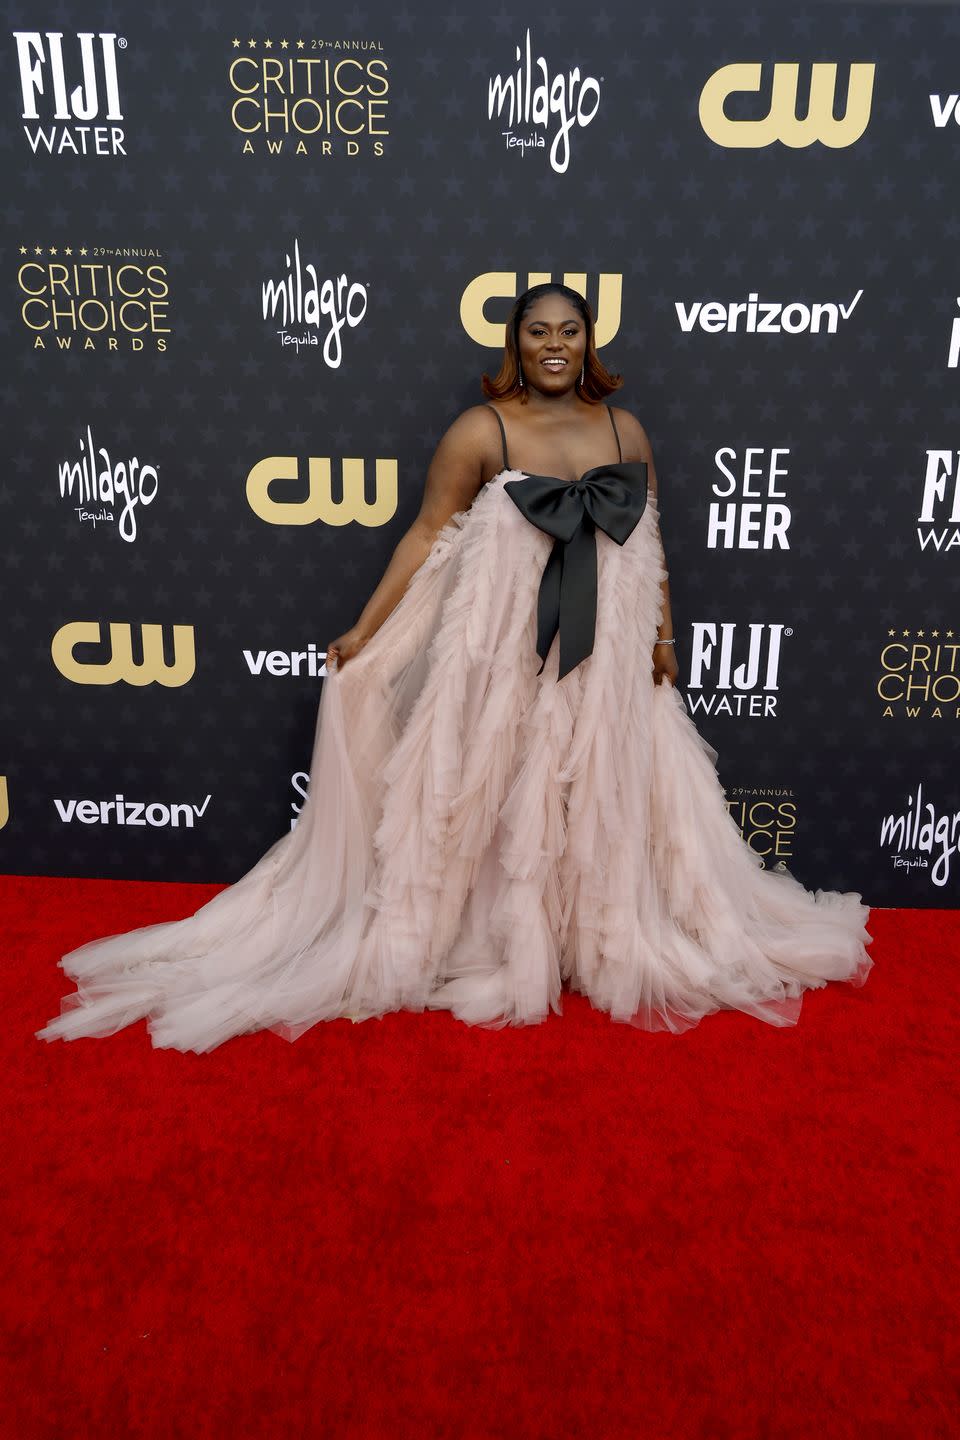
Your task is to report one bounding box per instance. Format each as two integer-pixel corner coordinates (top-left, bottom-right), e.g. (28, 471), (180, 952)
(261, 239), (368, 364)
(487, 29), (601, 174)
(58, 425), (159, 541)
(880, 783), (959, 888)
(13, 30), (126, 154)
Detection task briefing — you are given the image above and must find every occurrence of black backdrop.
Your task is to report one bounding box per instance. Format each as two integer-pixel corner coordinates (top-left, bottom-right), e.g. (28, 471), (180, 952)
(3, 0), (959, 907)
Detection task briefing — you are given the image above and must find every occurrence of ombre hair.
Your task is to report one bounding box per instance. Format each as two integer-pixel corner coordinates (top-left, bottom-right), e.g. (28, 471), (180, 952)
(481, 282), (623, 405)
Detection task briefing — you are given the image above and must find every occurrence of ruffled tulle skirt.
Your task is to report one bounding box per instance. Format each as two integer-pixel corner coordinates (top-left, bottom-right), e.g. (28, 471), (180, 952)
(37, 470), (873, 1052)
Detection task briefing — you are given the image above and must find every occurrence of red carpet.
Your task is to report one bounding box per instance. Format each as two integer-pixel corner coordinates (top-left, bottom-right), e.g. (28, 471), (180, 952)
(4, 875), (958, 1439)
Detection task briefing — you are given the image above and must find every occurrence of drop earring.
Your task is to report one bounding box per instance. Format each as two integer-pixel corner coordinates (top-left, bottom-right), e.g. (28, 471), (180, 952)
(579, 364), (585, 388)
(518, 366), (524, 388)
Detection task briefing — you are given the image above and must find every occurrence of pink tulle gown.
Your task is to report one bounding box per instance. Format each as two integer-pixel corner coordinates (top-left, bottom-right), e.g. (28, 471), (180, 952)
(37, 406), (873, 1053)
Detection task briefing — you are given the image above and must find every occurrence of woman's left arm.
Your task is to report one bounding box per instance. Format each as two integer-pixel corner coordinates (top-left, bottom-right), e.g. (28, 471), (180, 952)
(613, 408), (679, 687)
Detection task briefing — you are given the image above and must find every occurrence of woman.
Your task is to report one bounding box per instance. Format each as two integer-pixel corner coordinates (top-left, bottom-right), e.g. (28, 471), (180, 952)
(38, 284), (873, 1052)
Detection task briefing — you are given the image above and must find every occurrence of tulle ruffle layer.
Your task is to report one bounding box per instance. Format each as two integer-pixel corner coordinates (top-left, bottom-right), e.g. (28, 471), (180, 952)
(37, 471), (872, 1051)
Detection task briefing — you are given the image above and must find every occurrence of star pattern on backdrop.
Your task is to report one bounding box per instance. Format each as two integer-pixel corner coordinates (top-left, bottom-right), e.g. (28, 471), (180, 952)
(1, 0), (957, 902)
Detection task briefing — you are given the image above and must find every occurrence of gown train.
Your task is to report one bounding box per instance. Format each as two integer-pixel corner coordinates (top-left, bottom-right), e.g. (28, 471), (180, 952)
(37, 461), (873, 1052)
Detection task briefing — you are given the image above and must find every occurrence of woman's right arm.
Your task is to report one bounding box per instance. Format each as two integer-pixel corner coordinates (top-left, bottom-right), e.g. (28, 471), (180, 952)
(326, 406), (497, 670)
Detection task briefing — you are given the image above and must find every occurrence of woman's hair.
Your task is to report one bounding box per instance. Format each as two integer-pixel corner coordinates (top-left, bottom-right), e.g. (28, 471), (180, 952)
(481, 281), (623, 405)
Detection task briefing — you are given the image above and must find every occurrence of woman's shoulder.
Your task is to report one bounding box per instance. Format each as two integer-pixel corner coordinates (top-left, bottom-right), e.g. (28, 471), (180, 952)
(429, 404), (505, 472)
(607, 404), (653, 463)
(441, 402), (504, 436)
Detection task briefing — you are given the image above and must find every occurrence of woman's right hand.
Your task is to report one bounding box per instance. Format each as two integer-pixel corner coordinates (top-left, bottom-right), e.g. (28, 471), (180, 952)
(325, 625), (369, 674)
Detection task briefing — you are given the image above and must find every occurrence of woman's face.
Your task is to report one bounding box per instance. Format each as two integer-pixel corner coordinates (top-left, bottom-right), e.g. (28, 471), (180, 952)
(516, 294), (587, 396)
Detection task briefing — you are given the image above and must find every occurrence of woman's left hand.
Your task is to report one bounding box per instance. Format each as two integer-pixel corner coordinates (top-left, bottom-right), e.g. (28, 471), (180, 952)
(652, 641), (679, 687)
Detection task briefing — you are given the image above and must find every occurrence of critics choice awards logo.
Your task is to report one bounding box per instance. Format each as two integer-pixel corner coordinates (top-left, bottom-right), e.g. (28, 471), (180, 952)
(725, 787), (796, 870)
(487, 29), (602, 174)
(17, 244), (170, 351)
(13, 29), (127, 155)
(877, 629), (959, 718)
(228, 35), (388, 156)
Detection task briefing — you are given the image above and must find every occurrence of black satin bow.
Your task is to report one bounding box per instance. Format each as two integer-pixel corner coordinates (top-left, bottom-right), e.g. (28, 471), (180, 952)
(504, 461), (648, 681)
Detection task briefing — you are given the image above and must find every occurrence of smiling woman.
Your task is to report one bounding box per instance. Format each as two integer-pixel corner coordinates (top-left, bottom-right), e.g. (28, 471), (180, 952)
(38, 282), (872, 1051)
(482, 281), (622, 406)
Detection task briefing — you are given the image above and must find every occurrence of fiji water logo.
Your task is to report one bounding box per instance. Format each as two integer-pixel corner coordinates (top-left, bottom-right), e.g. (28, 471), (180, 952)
(686, 621), (791, 718)
(918, 449), (960, 551)
(13, 30), (126, 154)
(487, 29), (601, 174)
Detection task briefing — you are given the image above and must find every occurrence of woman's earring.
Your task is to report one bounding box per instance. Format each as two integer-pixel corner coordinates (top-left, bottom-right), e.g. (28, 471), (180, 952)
(579, 364), (585, 387)
(518, 366), (524, 388)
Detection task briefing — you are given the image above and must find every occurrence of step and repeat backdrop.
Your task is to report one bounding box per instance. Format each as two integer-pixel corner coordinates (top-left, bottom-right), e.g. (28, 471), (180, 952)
(2, 1), (958, 906)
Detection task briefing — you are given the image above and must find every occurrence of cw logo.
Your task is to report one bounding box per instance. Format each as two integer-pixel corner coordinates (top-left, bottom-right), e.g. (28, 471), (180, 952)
(699, 62), (875, 148)
(246, 457), (398, 527)
(460, 272), (622, 347)
(0, 777), (8, 830)
(51, 622), (196, 686)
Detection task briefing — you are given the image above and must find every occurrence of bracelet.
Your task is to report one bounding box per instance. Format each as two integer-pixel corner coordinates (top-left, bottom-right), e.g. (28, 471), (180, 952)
(654, 637), (676, 646)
